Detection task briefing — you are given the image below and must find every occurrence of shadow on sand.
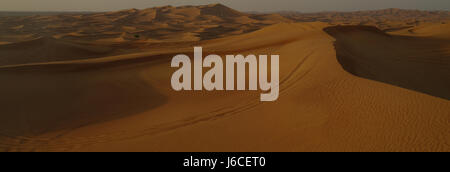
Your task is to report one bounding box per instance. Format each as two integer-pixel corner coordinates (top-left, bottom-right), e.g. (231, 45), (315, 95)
(324, 25), (450, 100)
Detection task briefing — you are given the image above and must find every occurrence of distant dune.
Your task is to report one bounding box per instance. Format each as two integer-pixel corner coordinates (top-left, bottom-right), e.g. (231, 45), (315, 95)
(0, 4), (290, 44)
(282, 9), (450, 30)
(0, 4), (448, 152)
(0, 11), (93, 17)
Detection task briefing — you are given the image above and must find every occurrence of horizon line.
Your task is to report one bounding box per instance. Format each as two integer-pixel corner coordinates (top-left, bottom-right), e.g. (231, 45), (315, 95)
(0, 8), (448, 14)
(0, 3), (448, 14)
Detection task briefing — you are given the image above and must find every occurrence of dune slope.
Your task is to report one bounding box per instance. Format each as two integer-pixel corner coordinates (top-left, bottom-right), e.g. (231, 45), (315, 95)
(0, 37), (113, 66)
(324, 25), (450, 100)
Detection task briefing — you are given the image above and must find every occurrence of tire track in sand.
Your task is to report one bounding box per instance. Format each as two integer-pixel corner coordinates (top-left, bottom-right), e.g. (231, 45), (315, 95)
(0, 39), (320, 151)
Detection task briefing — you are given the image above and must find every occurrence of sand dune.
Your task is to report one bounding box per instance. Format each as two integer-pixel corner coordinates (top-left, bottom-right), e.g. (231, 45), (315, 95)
(0, 4), (283, 44)
(0, 4), (448, 152)
(0, 37), (113, 66)
(283, 9), (450, 30)
(199, 3), (245, 18)
(0, 34), (36, 42)
(0, 21), (448, 152)
(250, 14), (293, 24)
(391, 22), (450, 39)
(324, 25), (450, 100)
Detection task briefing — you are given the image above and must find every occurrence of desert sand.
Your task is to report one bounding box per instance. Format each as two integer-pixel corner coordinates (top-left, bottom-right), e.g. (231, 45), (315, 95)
(0, 4), (448, 152)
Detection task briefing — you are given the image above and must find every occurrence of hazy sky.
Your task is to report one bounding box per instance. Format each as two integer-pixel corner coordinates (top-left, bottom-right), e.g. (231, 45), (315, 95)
(1, 0), (449, 12)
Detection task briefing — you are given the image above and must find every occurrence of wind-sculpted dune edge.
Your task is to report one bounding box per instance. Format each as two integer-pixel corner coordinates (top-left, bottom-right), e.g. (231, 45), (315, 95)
(324, 25), (450, 100)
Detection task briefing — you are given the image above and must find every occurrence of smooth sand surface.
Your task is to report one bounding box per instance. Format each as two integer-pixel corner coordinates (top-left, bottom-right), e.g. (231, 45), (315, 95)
(0, 21), (448, 151)
(390, 22), (450, 39)
(0, 37), (113, 65)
